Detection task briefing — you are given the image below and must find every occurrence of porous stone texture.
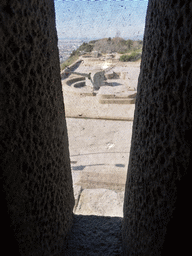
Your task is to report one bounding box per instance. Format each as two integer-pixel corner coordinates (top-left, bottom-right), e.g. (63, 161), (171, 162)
(122, 1), (192, 255)
(1, 1), (74, 255)
(65, 214), (123, 255)
(1, 0), (192, 255)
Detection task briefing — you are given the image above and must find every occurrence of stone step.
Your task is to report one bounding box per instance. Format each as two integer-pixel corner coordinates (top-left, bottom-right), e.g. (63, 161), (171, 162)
(97, 92), (137, 99)
(73, 185), (82, 212)
(74, 188), (125, 217)
(98, 98), (135, 104)
(74, 169), (127, 192)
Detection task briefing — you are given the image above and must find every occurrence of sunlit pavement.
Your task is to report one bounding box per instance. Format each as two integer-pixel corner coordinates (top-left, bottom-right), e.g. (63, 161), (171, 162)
(66, 118), (133, 217)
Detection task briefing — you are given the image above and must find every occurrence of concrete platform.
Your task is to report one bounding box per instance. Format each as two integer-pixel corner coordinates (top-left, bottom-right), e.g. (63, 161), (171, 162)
(61, 57), (139, 120)
(62, 57), (136, 217)
(75, 189), (124, 217)
(62, 92), (136, 120)
(62, 58), (136, 253)
(65, 118), (133, 217)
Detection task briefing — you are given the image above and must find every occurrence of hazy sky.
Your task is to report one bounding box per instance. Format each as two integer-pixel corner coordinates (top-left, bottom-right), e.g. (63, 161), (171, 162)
(54, 0), (149, 40)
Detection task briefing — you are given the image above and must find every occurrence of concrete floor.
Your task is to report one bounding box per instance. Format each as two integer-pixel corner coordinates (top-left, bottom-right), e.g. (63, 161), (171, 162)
(61, 56), (140, 120)
(66, 118), (133, 217)
(62, 57), (137, 254)
(64, 118), (133, 255)
(62, 57), (137, 216)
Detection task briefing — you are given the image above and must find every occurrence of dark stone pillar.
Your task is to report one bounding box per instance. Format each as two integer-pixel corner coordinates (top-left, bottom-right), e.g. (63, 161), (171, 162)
(1, 1), (74, 255)
(122, 1), (192, 255)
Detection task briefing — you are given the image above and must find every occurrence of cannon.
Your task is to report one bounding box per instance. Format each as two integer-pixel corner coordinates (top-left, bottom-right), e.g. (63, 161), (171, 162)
(66, 68), (91, 80)
(65, 64), (117, 90)
(65, 67), (105, 90)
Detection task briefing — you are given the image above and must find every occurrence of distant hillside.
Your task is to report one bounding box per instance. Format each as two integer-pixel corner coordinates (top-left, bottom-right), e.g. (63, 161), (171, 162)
(71, 37), (142, 55)
(91, 37), (143, 54)
(60, 37), (143, 70)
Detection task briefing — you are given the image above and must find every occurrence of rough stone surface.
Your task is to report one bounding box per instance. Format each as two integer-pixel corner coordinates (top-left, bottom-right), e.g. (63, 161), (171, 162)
(75, 189), (124, 217)
(1, 0), (192, 255)
(1, 1), (74, 255)
(65, 214), (123, 256)
(122, 1), (192, 255)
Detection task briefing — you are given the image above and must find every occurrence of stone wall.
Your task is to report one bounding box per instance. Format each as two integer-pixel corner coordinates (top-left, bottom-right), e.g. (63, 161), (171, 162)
(1, 0), (192, 255)
(0, 1), (74, 255)
(122, 0), (192, 255)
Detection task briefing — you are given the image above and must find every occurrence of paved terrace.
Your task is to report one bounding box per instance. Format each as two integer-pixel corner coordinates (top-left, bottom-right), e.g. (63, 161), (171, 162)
(61, 57), (139, 254)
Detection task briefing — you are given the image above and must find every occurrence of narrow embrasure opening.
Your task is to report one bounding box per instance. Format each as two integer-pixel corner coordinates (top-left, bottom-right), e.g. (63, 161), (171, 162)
(54, 0), (148, 218)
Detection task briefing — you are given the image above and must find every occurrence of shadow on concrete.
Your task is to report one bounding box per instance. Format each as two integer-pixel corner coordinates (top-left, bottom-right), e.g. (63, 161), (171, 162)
(72, 164), (105, 171)
(72, 165), (86, 171)
(105, 82), (122, 87)
(71, 152), (129, 157)
(71, 163), (126, 171)
(64, 214), (123, 255)
(71, 60), (83, 71)
(115, 164), (125, 167)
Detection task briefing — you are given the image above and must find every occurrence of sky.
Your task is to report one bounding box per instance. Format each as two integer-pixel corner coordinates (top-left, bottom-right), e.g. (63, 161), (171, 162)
(54, 0), (149, 41)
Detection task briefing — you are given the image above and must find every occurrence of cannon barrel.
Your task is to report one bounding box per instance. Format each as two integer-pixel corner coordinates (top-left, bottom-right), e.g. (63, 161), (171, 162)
(65, 67), (107, 90)
(66, 68), (91, 79)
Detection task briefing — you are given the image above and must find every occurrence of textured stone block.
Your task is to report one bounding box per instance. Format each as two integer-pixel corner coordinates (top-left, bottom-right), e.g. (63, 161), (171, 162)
(1, 1), (74, 255)
(75, 189), (124, 217)
(122, 1), (192, 255)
